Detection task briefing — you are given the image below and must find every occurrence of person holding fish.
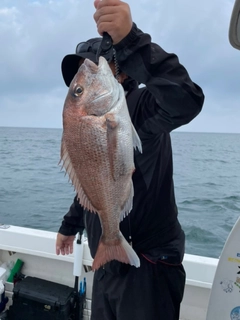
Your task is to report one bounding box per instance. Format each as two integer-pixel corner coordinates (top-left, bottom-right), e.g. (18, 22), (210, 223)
(56, 0), (204, 319)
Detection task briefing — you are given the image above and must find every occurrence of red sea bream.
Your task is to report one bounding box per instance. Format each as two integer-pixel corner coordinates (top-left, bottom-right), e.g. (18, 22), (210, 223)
(60, 56), (142, 270)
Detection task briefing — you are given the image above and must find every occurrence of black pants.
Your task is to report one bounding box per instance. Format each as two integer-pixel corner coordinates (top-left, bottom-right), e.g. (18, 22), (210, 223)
(91, 255), (186, 320)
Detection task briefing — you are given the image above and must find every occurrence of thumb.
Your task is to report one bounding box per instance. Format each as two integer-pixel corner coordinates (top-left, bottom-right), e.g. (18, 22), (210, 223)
(94, 0), (101, 9)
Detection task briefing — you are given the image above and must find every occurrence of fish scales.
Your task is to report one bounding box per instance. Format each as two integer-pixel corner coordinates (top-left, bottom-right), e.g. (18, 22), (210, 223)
(60, 56), (142, 270)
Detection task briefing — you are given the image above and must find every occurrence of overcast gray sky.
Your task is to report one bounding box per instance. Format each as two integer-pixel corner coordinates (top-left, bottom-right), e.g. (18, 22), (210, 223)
(0, 0), (239, 133)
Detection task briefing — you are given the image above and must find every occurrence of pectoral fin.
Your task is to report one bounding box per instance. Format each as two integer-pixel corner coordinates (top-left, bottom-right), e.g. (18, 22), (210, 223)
(131, 123), (142, 153)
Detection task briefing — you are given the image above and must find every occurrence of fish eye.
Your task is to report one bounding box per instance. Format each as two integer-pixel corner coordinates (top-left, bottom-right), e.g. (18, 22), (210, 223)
(74, 86), (84, 96)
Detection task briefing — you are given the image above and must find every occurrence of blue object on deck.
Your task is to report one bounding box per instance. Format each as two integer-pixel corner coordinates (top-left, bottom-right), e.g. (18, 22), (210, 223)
(0, 290), (9, 313)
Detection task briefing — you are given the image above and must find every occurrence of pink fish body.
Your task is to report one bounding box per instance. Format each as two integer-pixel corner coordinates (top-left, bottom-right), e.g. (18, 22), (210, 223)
(60, 57), (142, 270)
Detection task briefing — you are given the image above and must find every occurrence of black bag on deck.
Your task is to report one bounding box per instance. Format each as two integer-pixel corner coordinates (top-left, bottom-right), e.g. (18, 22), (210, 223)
(8, 276), (75, 320)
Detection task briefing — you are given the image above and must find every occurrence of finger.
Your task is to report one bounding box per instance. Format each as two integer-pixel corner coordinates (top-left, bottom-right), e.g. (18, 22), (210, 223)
(65, 245), (70, 255)
(96, 14), (114, 27)
(96, 21), (115, 37)
(69, 243), (74, 254)
(94, 6), (118, 23)
(56, 246), (60, 255)
(60, 247), (66, 255)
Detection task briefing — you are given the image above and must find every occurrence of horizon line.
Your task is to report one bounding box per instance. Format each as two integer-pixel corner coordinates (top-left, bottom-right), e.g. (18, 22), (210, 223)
(0, 125), (239, 135)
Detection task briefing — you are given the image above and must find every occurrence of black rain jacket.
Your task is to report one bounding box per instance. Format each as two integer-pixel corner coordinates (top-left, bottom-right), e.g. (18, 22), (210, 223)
(58, 23), (204, 265)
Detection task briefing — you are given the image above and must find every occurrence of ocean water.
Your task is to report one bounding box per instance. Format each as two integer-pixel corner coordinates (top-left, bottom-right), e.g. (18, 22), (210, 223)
(0, 127), (240, 259)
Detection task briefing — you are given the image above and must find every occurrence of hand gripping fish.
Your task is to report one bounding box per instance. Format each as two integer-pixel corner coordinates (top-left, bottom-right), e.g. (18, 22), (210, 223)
(60, 56), (142, 270)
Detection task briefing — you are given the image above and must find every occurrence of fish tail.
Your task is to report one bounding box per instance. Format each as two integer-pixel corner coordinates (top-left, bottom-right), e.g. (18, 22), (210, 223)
(92, 233), (140, 271)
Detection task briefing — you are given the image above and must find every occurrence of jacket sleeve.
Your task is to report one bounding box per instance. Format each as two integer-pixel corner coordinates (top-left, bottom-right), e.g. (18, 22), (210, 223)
(114, 23), (204, 133)
(58, 195), (85, 236)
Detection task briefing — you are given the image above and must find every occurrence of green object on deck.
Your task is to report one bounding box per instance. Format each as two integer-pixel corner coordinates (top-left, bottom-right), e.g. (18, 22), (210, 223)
(7, 259), (24, 283)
